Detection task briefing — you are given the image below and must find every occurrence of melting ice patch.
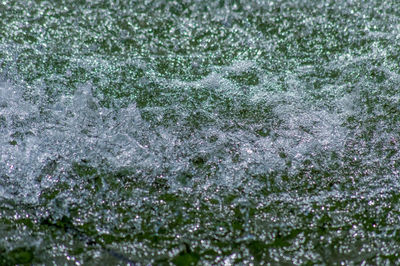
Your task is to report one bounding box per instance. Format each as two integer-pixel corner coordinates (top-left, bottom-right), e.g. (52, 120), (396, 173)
(0, 82), (155, 204)
(0, 61), (352, 206)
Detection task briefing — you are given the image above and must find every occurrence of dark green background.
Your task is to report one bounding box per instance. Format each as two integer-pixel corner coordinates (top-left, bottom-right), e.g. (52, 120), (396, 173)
(1, 0), (400, 264)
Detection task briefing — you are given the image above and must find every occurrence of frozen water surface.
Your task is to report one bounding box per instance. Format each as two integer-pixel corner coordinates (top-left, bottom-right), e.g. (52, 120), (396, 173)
(1, 0), (400, 264)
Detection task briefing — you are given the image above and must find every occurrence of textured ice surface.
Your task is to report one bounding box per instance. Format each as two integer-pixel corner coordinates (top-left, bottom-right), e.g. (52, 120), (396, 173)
(0, 66), (349, 203)
(1, 0), (400, 265)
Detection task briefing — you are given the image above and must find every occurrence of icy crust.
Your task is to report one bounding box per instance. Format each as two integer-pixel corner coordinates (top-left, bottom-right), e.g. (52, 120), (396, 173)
(1, 82), (149, 204)
(2, 53), (400, 263)
(1, 0), (400, 263)
(1, 59), (350, 205)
